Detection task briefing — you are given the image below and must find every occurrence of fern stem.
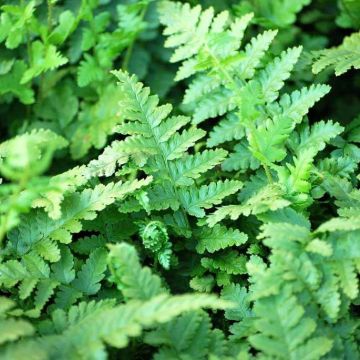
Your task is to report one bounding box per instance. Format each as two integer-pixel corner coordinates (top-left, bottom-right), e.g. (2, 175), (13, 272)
(122, 4), (149, 71)
(122, 42), (135, 71)
(20, 0), (32, 67)
(263, 164), (273, 183)
(47, 0), (54, 35)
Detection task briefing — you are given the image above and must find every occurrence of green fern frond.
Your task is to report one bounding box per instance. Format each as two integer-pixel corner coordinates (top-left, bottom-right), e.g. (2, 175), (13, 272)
(144, 310), (221, 359)
(70, 85), (124, 159)
(0, 61), (34, 104)
(258, 46), (302, 102)
(7, 178), (151, 257)
(202, 251), (247, 275)
(77, 54), (104, 87)
(268, 84), (331, 122)
(207, 113), (245, 147)
(221, 284), (252, 321)
(108, 242), (166, 301)
(179, 180), (243, 217)
(21, 41), (68, 84)
(312, 32), (360, 75)
(250, 286), (333, 360)
(139, 220), (172, 269)
(40, 293), (231, 358)
(71, 248), (107, 296)
(195, 225), (247, 254)
(222, 142), (260, 172)
(206, 183), (290, 226)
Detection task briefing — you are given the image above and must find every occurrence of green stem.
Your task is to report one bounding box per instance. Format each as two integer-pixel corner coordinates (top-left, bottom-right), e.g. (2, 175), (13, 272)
(263, 164), (273, 183)
(122, 41), (135, 71)
(122, 4), (149, 70)
(26, 32), (32, 67)
(37, 0), (55, 101)
(20, 0), (32, 66)
(47, 0), (53, 35)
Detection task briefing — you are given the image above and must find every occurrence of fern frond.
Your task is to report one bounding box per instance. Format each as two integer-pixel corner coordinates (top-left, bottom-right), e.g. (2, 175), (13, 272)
(0, 297), (45, 359)
(207, 113), (245, 147)
(77, 54), (104, 87)
(87, 140), (129, 178)
(222, 142), (260, 172)
(250, 286), (332, 360)
(206, 184), (290, 226)
(170, 149), (228, 186)
(21, 41), (68, 84)
(179, 180), (243, 217)
(312, 32), (360, 75)
(0, 61), (34, 104)
(70, 85), (124, 159)
(195, 225), (247, 254)
(40, 291), (231, 358)
(139, 220), (172, 269)
(144, 311), (219, 359)
(258, 46), (302, 103)
(158, 2), (215, 63)
(221, 284), (252, 321)
(290, 120), (344, 156)
(107, 243), (165, 301)
(238, 30), (278, 79)
(201, 251), (247, 275)
(268, 84), (331, 123)
(71, 248), (107, 295)
(7, 178), (151, 257)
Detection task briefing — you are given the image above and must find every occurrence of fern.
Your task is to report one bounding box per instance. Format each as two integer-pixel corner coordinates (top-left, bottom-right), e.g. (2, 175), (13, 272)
(250, 286), (333, 359)
(0, 297), (46, 359)
(108, 242), (165, 301)
(36, 242), (231, 358)
(0, 61), (34, 104)
(195, 225), (247, 254)
(145, 310), (227, 359)
(159, 1), (332, 184)
(0, 1), (36, 49)
(0, 178), (151, 314)
(21, 41), (68, 84)
(0, 1), (359, 358)
(93, 70), (242, 237)
(138, 220), (173, 269)
(0, 129), (70, 238)
(235, 0), (311, 28)
(7, 178), (151, 257)
(39, 293), (230, 359)
(312, 31), (360, 75)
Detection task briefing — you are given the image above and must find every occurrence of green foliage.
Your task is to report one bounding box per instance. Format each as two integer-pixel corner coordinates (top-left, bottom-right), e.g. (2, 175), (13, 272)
(0, 0), (158, 159)
(0, 0), (359, 359)
(159, 0), (332, 201)
(312, 31), (360, 75)
(0, 297), (46, 359)
(337, 0), (360, 28)
(235, 0), (311, 28)
(95, 70), (243, 237)
(139, 220), (173, 269)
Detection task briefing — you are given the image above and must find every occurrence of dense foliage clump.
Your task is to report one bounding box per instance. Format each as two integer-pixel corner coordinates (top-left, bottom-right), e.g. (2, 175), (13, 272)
(0, 0), (359, 359)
